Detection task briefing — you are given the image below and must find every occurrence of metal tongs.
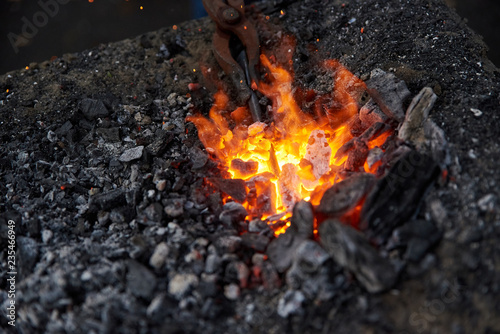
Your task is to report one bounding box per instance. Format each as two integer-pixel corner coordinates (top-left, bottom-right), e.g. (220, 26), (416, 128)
(202, 0), (262, 122)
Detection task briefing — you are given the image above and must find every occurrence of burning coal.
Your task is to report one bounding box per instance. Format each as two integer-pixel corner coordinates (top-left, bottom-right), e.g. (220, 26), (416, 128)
(187, 55), (392, 235)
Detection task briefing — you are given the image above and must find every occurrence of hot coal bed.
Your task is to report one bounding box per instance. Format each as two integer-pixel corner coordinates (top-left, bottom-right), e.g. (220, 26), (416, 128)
(1, 0), (500, 333)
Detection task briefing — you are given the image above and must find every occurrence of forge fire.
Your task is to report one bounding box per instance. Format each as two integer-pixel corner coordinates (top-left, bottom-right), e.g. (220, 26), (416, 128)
(187, 54), (393, 234)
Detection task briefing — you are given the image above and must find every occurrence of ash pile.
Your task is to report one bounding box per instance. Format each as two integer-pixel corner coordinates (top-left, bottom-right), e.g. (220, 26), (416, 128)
(1, 0), (500, 333)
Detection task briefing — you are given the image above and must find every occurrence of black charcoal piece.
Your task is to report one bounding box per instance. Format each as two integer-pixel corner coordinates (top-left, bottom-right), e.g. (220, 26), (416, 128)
(317, 173), (376, 217)
(289, 200), (314, 238)
(127, 260), (157, 300)
(319, 219), (397, 293)
(241, 233), (270, 252)
(79, 98), (109, 120)
(360, 151), (440, 245)
(208, 178), (248, 203)
(398, 87), (437, 143)
(365, 69), (411, 122)
(91, 188), (126, 210)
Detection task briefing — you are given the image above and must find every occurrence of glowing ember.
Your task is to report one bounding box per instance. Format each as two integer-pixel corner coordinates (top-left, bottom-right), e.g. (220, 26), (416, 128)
(187, 55), (391, 234)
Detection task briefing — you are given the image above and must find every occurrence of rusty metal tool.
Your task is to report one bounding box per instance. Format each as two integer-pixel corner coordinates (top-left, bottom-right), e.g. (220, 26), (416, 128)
(202, 0), (262, 122)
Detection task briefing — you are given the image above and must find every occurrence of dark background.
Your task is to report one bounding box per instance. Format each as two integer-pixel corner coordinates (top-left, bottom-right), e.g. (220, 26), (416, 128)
(0, 0), (499, 75)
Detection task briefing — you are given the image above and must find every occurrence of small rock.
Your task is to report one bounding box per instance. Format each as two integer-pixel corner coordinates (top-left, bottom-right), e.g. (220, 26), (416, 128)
(97, 211), (110, 225)
(149, 242), (170, 270)
(189, 147), (208, 169)
(205, 253), (222, 274)
(119, 146), (144, 162)
(167, 222), (189, 243)
(144, 202), (163, 222)
(47, 130), (57, 142)
(146, 138), (169, 156)
(156, 180), (167, 191)
(109, 209), (126, 224)
(470, 108), (483, 117)
(215, 235), (242, 253)
(168, 273), (199, 299)
(41, 229), (53, 244)
(429, 199), (448, 228)
(224, 283), (240, 300)
(127, 260), (157, 299)
(147, 293), (170, 321)
(164, 198), (184, 217)
(477, 194), (496, 212)
(167, 93), (178, 107)
(225, 261), (250, 288)
(129, 235), (148, 259)
(277, 290), (305, 318)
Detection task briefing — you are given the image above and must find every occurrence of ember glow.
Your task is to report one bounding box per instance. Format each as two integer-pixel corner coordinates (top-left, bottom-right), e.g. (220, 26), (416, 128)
(187, 55), (391, 234)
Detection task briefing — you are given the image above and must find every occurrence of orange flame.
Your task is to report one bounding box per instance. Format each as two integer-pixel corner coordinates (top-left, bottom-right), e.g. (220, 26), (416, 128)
(187, 55), (389, 234)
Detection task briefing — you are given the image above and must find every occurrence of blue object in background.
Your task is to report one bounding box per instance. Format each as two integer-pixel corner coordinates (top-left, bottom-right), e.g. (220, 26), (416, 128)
(191, 0), (207, 19)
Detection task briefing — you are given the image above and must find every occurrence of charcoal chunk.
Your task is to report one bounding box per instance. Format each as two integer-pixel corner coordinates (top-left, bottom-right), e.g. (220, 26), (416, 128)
(96, 127), (120, 142)
(359, 99), (388, 127)
(168, 273), (199, 299)
(365, 69), (411, 122)
(286, 240), (336, 301)
(360, 151), (440, 244)
(267, 232), (304, 273)
(317, 173), (376, 217)
(231, 158), (258, 177)
(319, 219), (397, 293)
(215, 235), (242, 253)
(390, 220), (442, 262)
(398, 87), (437, 143)
(80, 98), (109, 120)
(219, 202), (247, 227)
(289, 200), (314, 238)
(189, 147), (209, 169)
(208, 178), (247, 203)
(91, 188), (126, 210)
(55, 120), (74, 136)
(241, 233), (270, 252)
(119, 146), (144, 162)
